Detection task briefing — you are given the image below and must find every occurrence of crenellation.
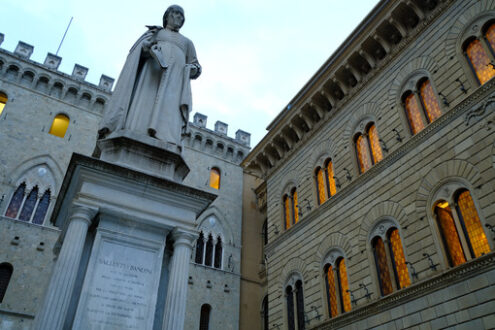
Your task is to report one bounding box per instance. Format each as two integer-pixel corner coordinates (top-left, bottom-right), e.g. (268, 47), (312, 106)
(235, 129), (251, 147)
(71, 64), (88, 81)
(98, 74), (114, 91)
(214, 120), (228, 135)
(14, 41), (34, 59)
(193, 112), (207, 127)
(0, 33), (4, 47)
(43, 53), (61, 70)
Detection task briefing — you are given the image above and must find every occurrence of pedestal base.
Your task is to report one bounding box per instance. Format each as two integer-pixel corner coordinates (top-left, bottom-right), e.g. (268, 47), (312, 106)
(94, 130), (189, 182)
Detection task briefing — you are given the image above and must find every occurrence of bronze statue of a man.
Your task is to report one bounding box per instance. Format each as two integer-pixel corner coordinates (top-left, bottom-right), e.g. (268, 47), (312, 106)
(98, 5), (201, 149)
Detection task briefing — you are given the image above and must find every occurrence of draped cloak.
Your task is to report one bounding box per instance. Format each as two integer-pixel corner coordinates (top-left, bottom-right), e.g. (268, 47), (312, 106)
(99, 28), (201, 148)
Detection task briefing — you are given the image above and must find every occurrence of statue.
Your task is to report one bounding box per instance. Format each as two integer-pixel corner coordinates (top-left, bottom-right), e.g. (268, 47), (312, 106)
(98, 5), (201, 150)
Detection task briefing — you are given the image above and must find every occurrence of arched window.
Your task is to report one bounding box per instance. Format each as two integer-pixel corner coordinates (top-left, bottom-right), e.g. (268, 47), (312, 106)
(209, 167), (220, 190)
(286, 286), (295, 330)
(214, 236), (222, 269)
(295, 281), (305, 330)
(18, 186), (38, 221)
(199, 304), (211, 330)
(195, 232), (205, 264)
(0, 92), (7, 116)
(204, 234), (214, 267)
(355, 123), (383, 173)
(283, 187), (299, 230)
(403, 78), (442, 135)
(5, 184), (51, 225)
(324, 255), (351, 318)
(49, 114), (70, 138)
(261, 295), (269, 330)
(371, 224), (410, 296)
(5, 183), (26, 219)
(463, 22), (495, 86)
(314, 159), (337, 206)
(434, 189), (490, 267)
(0, 263), (13, 303)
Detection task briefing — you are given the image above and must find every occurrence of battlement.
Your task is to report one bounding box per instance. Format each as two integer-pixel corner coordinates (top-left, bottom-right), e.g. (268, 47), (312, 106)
(191, 112), (251, 147)
(0, 33), (114, 92)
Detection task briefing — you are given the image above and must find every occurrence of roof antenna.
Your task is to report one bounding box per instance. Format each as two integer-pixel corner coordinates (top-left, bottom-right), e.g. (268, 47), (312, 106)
(56, 17), (73, 56)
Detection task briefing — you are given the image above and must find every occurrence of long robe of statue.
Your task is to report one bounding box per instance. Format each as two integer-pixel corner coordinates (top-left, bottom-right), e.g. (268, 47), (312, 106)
(98, 5), (201, 150)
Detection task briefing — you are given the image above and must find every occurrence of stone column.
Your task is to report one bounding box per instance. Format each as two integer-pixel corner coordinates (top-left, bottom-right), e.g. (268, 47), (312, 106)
(33, 204), (97, 330)
(162, 229), (198, 330)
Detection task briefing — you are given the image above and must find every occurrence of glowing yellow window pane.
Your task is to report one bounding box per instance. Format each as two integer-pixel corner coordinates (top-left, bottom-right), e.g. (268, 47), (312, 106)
(209, 168), (220, 189)
(284, 195), (291, 229)
(405, 93), (425, 135)
(389, 229), (411, 289)
(466, 39), (495, 85)
(374, 237), (393, 296)
(486, 24), (495, 55)
(356, 134), (372, 173)
(0, 93), (7, 116)
(368, 124), (383, 164)
(49, 114), (70, 138)
(420, 80), (442, 123)
(292, 190), (299, 224)
(436, 203), (466, 266)
(316, 168), (326, 205)
(326, 161), (337, 197)
(457, 190), (490, 258)
(326, 266), (338, 318)
(337, 259), (352, 313)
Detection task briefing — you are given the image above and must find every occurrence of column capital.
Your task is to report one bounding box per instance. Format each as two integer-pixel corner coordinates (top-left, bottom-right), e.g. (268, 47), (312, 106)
(171, 228), (198, 249)
(69, 203), (98, 225)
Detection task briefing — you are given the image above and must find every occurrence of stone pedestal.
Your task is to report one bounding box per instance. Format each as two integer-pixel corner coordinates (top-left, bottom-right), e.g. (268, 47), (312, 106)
(33, 153), (215, 330)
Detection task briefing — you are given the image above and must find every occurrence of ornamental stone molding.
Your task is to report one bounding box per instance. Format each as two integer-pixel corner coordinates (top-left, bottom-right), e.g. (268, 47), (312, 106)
(305, 137), (340, 175)
(357, 200), (409, 254)
(276, 168), (303, 198)
(196, 206), (233, 245)
(386, 55), (439, 110)
(8, 154), (64, 193)
(415, 159), (482, 219)
(314, 232), (353, 269)
(443, 1), (495, 61)
(341, 102), (381, 148)
(278, 257), (311, 293)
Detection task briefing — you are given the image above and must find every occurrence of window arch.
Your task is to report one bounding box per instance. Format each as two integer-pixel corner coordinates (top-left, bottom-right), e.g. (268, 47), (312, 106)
(283, 187), (299, 230)
(5, 183), (51, 225)
(0, 263), (13, 303)
(194, 231), (223, 270)
(463, 22), (495, 86)
(370, 221), (410, 296)
(49, 114), (70, 138)
(199, 304), (211, 330)
(402, 77), (442, 135)
(323, 252), (351, 318)
(0, 91), (7, 116)
(354, 123), (383, 173)
(314, 158), (337, 205)
(285, 277), (305, 330)
(209, 167), (220, 190)
(433, 188), (491, 267)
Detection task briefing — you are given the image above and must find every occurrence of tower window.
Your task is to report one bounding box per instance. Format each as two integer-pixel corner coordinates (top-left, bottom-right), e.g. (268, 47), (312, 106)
(209, 167), (220, 190)
(49, 114), (70, 138)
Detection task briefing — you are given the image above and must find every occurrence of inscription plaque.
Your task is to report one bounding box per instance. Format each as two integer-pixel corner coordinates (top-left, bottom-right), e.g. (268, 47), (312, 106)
(73, 233), (163, 330)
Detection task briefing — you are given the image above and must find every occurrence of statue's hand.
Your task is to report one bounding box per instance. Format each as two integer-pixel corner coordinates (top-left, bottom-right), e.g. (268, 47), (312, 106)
(97, 127), (109, 140)
(186, 64), (201, 79)
(143, 38), (155, 51)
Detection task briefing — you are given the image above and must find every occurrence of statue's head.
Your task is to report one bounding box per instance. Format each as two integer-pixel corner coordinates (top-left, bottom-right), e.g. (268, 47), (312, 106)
(163, 5), (185, 31)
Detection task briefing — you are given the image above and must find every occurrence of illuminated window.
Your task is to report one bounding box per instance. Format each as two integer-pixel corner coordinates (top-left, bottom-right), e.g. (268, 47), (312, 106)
(199, 304), (211, 330)
(403, 78), (442, 135)
(0, 263), (13, 303)
(324, 256), (352, 318)
(0, 92), (7, 116)
(314, 158), (338, 206)
(49, 114), (70, 138)
(209, 167), (220, 189)
(315, 167), (326, 205)
(372, 226), (410, 296)
(5, 184), (50, 225)
(434, 189), (491, 267)
(355, 123), (382, 173)
(464, 22), (495, 86)
(283, 187), (299, 230)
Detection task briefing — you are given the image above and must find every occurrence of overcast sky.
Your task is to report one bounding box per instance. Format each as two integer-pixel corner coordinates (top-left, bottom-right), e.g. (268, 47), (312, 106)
(1, 0), (379, 146)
